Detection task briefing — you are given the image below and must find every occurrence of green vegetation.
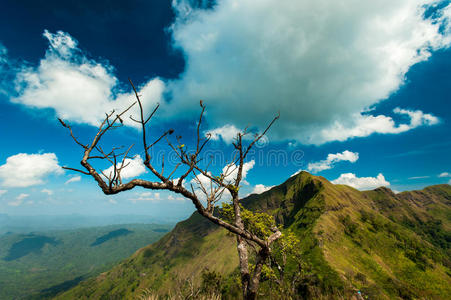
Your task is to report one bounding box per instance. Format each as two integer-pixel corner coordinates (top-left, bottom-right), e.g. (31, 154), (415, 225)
(56, 173), (451, 299)
(0, 223), (172, 299)
(90, 228), (133, 246)
(4, 234), (60, 261)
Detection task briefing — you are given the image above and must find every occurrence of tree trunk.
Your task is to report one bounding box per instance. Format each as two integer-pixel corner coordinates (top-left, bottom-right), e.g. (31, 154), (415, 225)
(244, 248), (269, 300)
(236, 235), (251, 298)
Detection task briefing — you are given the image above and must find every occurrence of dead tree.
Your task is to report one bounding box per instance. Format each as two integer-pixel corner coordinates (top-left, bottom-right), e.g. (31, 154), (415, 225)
(60, 79), (281, 300)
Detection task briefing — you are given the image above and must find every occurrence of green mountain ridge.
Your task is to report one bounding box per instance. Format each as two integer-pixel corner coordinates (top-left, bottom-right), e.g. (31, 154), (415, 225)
(55, 172), (451, 299)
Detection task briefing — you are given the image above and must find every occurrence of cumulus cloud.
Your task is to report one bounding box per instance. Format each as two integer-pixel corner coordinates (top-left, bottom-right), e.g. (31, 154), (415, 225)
(190, 171), (213, 190)
(332, 173), (390, 190)
(103, 155), (146, 180)
(312, 108), (439, 144)
(65, 175), (81, 184)
(222, 160), (255, 184)
(250, 184), (274, 195)
(439, 172), (451, 177)
(207, 124), (241, 144)
(12, 30), (164, 126)
(6, 1), (451, 145)
(0, 189), (7, 197)
(41, 188), (53, 195)
(0, 153), (63, 187)
(307, 150), (359, 173)
(165, 0), (450, 144)
(8, 193), (29, 206)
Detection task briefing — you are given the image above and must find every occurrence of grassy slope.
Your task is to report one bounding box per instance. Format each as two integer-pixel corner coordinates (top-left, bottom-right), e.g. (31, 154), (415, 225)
(315, 181), (451, 299)
(56, 173), (451, 299)
(55, 213), (238, 300)
(0, 223), (171, 299)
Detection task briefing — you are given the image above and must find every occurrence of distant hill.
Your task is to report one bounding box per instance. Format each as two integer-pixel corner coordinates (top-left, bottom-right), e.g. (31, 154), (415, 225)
(0, 223), (172, 299)
(3, 234), (60, 261)
(90, 228), (133, 246)
(55, 172), (451, 299)
(0, 214), (177, 234)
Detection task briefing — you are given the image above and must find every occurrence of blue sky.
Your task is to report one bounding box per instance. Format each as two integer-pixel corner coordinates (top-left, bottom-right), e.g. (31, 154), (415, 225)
(0, 0), (451, 219)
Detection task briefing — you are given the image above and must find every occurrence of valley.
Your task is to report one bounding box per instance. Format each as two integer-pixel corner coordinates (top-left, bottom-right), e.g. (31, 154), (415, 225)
(0, 223), (173, 299)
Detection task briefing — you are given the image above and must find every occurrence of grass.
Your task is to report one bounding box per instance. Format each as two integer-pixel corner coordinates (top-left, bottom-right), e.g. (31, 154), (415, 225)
(54, 173), (451, 299)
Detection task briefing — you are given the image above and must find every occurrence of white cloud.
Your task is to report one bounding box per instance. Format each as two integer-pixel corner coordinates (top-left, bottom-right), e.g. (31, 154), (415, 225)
(130, 191), (186, 203)
(332, 173), (390, 190)
(311, 108), (439, 144)
(16, 193), (29, 200)
(0, 153), (63, 187)
(408, 176), (430, 179)
(65, 175), (81, 184)
(191, 159), (255, 188)
(222, 160), (255, 184)
(439, 172), (451, 177)
(165, 0), (450, 144)
(130, 191), (161, 203)
(0, 189), (6, 196)
(41, 188), (53, 195)
(250, 184), (274, 195)
(103, 155), (146, 180)
(207, 124), (241, 144)
(168, 194), (186, 201)
(190, 171), (213, 189)
(7, 2), (451, 145)
(307, 150), (359, 173)
(12, 30), (165, 127)
(8, 193), (29, 206)
(190, 160), (255, 201)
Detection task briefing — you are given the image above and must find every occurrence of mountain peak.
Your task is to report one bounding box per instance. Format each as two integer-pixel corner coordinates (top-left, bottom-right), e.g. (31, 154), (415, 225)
(372, 186), (395, 196)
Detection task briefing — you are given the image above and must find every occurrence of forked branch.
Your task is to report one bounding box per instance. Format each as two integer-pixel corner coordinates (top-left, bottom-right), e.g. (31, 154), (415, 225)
(60, 80), (281, 262)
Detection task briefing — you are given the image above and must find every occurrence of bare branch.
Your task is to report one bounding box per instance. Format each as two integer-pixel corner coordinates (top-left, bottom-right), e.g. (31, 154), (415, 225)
(58, 118), (87, 149)
(167, 163), (181, 180)
(62, 166), (90, 175)
(243, 112), (280, 159)
(144, 103), (160, 125)
(147, 129), (174, 150)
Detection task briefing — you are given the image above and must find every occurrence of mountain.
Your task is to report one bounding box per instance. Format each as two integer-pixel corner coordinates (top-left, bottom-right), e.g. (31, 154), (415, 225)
(55, 172), (451, 299)
(0, 223), (173, 299)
